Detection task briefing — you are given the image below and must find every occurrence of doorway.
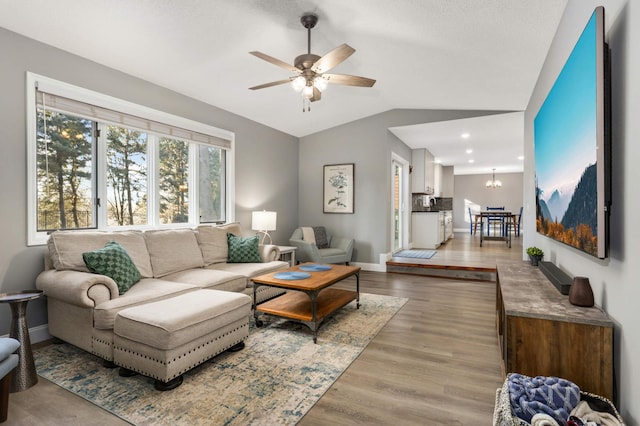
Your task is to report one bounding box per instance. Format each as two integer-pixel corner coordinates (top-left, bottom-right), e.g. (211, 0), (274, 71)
(391, 153), (410, 253)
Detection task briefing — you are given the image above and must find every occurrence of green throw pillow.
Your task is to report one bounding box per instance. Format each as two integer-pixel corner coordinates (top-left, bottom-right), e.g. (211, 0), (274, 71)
(227, 233), (262, 263)
(83, 241), (141, 295)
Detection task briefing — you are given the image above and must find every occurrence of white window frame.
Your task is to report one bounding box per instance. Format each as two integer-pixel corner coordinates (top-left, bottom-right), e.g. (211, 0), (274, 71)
(26, 72), (235, 246)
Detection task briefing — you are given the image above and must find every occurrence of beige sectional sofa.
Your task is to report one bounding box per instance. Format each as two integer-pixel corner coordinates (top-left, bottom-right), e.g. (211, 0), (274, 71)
(36, 223), (288, 364)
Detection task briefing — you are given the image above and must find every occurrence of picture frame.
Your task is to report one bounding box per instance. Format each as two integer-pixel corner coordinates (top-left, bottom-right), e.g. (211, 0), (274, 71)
(323, 163), (354, 214)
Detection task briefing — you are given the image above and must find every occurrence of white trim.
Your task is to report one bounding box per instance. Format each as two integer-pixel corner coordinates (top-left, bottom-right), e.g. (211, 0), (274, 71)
(351, 260), (387, 272)
(391, 152), (411, 253)
(2, 324), (51, 344)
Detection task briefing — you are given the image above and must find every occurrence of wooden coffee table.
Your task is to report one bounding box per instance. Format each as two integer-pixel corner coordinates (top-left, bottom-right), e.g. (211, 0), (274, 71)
(251, 263), (360, 343)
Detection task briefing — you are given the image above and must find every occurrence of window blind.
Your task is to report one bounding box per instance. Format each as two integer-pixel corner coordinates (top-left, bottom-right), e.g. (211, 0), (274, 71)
(36, 89), (231, 150)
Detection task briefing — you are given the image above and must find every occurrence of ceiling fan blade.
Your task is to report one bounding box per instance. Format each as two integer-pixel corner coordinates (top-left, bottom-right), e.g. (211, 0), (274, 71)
(323, 73), (376, 87)
(249, 51), (301, 74)
(310, 86), (322, 102)
(249, 79), (293, 90)
(311, 43), (355, 74)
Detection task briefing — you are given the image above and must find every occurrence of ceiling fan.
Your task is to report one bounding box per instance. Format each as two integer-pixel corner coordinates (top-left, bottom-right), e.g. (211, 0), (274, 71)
(249, 13), (376, 111)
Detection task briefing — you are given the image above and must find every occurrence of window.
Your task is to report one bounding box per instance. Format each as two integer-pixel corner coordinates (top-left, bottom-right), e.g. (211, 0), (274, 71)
(27, 73), (234, 246)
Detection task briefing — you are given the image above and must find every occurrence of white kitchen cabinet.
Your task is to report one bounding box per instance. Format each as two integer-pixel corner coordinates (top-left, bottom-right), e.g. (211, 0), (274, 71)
(433, 163), (442, 197)
(444, 210), (453, 241)
(411, 148), (435, 194)
(411, 212), (442, 249)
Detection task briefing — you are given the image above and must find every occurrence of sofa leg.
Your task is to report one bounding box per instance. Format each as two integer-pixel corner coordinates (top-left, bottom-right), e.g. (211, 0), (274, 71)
(0, 372), (11, 423)
(118, 367), (138, 377)
(154, 375), (183, 391)
(227, 341), (245, 352)
(103, 359), (117, 369)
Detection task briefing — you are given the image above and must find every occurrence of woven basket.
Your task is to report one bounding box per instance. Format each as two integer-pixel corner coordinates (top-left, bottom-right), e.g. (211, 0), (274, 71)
(492, 378), (625, 426)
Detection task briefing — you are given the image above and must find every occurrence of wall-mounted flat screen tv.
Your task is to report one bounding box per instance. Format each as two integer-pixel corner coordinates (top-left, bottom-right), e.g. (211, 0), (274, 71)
(534, 6), (610, 259)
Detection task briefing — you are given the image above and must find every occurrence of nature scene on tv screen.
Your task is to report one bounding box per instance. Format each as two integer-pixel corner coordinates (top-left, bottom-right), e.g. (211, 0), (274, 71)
(534, 11), (599, 257)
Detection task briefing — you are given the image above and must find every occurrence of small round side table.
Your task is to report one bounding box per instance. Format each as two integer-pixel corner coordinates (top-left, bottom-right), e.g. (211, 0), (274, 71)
(0, 290), (43, 392)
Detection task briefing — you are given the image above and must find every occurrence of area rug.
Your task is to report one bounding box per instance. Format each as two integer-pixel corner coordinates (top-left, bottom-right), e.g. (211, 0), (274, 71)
(395, 249), (436, 259)
(35, 292), (407, 425)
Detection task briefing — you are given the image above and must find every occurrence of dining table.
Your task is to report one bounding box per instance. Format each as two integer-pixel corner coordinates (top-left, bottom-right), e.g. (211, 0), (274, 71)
(478, 211), (514, 248)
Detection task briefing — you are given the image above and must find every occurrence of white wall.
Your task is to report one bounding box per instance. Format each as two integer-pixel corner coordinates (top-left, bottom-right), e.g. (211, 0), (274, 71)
(453, 172), (524, 232)
(523, 0), (637, 421)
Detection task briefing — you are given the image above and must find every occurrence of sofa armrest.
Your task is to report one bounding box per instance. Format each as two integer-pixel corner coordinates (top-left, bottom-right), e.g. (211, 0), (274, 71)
(330, 237), (355, 260)
(36, 269), (119, 308)
(259, 244), (281, 262)
(288, 238), (320, 263)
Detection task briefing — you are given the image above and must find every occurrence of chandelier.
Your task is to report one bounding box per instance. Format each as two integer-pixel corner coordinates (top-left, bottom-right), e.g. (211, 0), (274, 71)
(486, 168), (502, 188)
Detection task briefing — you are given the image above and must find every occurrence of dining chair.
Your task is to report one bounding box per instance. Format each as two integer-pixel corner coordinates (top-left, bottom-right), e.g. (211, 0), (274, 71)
(468, 208), (482, 235)
(486, 206), (505, 236)
(504, 206), (522, 237)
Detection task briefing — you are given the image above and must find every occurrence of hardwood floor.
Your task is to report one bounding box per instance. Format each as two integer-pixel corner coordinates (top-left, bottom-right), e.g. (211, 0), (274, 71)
(6, 232), (518, 425)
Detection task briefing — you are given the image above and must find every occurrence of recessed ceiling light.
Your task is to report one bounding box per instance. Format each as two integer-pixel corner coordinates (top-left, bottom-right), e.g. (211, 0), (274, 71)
(466, 149), (473, 154)
(468, 159), (474, 163)
(435, 159), (441, 164)
(517, 155), (524, 160)
(461, 133), (470, 139)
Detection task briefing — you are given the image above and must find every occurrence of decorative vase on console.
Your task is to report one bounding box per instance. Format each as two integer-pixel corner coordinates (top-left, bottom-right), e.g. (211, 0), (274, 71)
(569, 276), (594, 307)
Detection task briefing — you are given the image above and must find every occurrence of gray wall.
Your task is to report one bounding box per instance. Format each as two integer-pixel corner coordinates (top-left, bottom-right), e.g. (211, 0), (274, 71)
(523, 0), (637, 420)
(0, 28), (298, 335)
(453, 172), (524, 232)
(298, 109), (512, 264)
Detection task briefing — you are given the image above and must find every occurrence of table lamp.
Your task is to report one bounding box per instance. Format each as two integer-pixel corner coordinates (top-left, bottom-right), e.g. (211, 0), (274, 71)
(251, 210), (277, 244)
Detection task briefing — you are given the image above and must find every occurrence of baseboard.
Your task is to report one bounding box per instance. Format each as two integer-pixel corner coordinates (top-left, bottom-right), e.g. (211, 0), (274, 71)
(351, 260), (387, 272)
(1, 323), (51, 344)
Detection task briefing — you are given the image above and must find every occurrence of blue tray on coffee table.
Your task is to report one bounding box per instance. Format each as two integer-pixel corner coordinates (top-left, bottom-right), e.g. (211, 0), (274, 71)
(298, 264), (332, 272)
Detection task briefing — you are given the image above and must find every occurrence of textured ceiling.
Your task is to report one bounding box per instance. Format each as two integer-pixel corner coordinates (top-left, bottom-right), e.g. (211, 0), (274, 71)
(0, 0), (568, 174)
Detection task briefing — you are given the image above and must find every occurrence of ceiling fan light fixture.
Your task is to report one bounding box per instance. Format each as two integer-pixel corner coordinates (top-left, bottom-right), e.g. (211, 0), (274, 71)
(302, 85), (314, 98)
(313, 76), (328, 92)
(291, 76), (306, 91)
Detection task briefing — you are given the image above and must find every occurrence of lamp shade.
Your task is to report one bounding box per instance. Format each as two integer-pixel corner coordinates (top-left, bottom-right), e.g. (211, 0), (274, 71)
(252, 211), (277, 231)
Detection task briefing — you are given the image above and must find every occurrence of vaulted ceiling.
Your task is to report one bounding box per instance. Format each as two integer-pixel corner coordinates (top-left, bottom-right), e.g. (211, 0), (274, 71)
(1, 0), (568, 174)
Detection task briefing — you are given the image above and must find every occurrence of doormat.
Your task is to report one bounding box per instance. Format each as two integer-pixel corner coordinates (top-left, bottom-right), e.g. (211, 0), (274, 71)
(394, 250), (436, 259)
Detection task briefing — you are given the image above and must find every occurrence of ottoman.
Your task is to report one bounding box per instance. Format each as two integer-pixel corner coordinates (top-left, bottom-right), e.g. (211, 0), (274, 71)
(113, 289), (251, 390)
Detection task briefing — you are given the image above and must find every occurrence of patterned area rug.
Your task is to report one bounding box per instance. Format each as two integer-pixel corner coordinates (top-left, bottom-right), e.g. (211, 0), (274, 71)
(35, 293), (407, 425)
(395, 249), (437, 259)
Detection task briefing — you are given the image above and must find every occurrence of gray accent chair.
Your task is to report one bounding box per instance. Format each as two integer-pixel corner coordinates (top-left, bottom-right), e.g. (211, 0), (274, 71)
(0, 338), (20, 422)
(289, 228), (354, 265)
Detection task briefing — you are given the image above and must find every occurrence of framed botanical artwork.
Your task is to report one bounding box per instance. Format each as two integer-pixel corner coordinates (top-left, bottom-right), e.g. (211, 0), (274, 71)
(323, 163), (354, 214)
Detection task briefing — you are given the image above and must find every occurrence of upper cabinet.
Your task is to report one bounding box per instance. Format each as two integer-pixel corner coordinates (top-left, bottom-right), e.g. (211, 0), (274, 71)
(433, 163), (442, 197)
(411, 148), (435, 194)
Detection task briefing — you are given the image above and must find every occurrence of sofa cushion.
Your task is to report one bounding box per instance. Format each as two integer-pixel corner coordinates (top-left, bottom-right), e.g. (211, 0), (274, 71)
(93, 278), (198, 330)
(195, 225), (228, 265)
(227, 234), (262, 263)
(208, 261), (289, 287)
(114, 290), (251, 350)
(83, 241), (141, 295)
(145, 229), (204, 277)
(0, 338), (20, 362)
(161, 268), (246, 292)
(216, 222), (242, 237)
(48, 230), (153, 278)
